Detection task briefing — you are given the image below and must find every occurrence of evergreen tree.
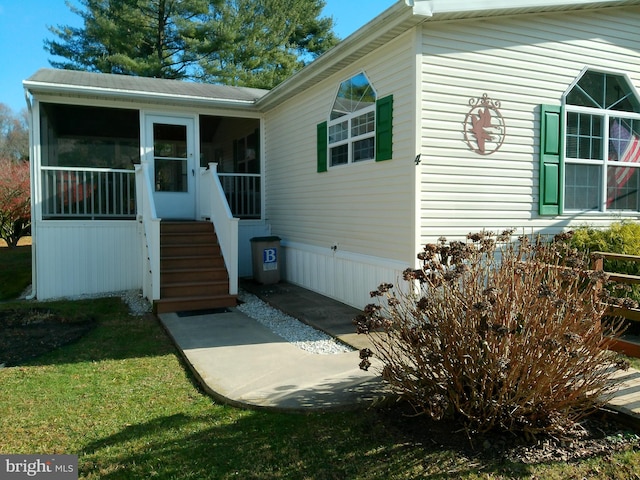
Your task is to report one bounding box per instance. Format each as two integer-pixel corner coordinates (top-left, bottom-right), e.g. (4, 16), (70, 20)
(194, 0), (338, 88)
(46, 0), (208, 79)
(46, 0), (338, 88)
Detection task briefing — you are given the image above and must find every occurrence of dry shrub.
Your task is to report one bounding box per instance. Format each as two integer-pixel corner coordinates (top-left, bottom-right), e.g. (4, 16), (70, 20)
(355, 230), (628, 437)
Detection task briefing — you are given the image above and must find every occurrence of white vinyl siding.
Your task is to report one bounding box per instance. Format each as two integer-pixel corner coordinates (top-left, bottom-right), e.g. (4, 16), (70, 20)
(264, 31), (417, 307)
(418, 6), (640, 244)
(265, 31), (415, 261)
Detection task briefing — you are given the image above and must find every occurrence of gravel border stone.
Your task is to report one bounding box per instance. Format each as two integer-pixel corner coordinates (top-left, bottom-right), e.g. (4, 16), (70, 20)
(237, 290), (353, 355)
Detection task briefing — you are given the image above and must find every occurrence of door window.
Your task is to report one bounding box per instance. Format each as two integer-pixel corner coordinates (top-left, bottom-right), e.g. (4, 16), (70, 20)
(153, 123), (188, 192)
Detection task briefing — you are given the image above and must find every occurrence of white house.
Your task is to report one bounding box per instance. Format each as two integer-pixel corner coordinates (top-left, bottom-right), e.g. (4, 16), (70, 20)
(24, 0), (640, 311)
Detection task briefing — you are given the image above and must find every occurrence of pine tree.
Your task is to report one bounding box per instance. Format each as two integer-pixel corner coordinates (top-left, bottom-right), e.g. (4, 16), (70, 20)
(45, 0), (338, 88)
(193, 0), (338, 88)
(46, 0), (208, 79)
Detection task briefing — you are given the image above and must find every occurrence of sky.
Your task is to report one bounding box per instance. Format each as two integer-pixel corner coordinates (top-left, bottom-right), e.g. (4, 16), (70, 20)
(0, 0), (395, 114)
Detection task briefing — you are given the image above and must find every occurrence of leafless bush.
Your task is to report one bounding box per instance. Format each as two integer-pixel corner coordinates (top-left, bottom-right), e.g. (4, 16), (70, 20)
(355, 230), (628, 436)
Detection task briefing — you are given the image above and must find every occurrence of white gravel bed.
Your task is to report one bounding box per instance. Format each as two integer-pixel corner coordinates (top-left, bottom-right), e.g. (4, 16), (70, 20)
(121, 290), (153, 315)
(237, 290), (353, 355)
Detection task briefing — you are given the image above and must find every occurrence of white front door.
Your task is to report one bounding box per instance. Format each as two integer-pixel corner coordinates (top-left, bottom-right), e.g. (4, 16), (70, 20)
(146, 115), (196, 219)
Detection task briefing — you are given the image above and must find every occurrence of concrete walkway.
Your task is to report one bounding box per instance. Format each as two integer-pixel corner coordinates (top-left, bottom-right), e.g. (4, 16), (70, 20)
(159, 281), (640, 426)
(158, 281), (389, 412)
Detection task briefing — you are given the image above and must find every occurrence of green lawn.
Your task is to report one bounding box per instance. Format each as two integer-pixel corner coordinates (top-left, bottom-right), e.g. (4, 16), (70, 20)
(1, 246), (640, 478)
(0, 298), (638, 479)
(0, 243), (31, 300)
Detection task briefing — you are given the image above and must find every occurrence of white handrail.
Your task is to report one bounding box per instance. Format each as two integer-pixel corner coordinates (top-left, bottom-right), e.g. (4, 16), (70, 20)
(135, 164), (161, 301)
(201, 163), (239, 295)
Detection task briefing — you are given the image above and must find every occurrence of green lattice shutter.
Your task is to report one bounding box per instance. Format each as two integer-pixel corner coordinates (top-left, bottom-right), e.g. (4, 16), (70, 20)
(539, 104), (563, 216)
(376, 95), (393, 162)
(317, 121), (328, 173)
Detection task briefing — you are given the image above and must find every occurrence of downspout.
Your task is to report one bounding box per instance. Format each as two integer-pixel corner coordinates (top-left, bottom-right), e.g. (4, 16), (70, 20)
(23, 88), (36, 300)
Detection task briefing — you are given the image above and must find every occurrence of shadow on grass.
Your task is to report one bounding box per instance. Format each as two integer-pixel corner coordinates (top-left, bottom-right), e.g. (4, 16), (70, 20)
(77, 408), (538, 480)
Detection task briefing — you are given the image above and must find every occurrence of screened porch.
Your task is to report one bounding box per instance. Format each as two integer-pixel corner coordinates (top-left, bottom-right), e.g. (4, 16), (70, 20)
(38, 103), (261, 220)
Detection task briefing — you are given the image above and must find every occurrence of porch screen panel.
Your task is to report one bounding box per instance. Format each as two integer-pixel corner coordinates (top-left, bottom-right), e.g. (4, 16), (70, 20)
(39, 103), (139, 220)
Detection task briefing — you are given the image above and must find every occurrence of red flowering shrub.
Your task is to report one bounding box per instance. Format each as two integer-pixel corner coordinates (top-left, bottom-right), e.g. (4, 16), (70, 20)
(355, 230), (628, 436)
(0, 157), (30, 247)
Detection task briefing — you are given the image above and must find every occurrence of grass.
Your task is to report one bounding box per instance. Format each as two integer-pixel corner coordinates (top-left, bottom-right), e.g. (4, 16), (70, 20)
(1, 246), (640, 478)
(0, 237), (31, 300)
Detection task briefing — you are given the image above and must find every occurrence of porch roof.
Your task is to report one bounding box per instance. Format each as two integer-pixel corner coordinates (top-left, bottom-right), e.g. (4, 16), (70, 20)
(24, 69), (268, 109)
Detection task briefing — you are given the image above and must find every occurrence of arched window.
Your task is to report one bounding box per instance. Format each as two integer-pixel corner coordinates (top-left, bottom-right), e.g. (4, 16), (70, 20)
(316, 73), (393, 172)
(564, 70), (640, 211)
(328, 73), (377, 166)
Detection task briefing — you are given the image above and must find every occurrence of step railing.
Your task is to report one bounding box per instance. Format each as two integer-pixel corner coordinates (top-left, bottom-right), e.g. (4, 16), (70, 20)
(199, 163), (239, 295)
(135, 163), (161, 301)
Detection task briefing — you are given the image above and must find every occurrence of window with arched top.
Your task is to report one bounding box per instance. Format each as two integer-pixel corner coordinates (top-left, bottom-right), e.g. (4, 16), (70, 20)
(316, 73), (393, 172)
(539, 69), (640, 214)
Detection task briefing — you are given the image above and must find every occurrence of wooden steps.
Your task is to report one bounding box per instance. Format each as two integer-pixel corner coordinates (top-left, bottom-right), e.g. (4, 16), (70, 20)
(155, 221), (237, 314)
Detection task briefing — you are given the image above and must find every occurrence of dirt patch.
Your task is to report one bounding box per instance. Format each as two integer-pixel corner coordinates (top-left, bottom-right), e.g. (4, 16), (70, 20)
(0, 308), (96, 366)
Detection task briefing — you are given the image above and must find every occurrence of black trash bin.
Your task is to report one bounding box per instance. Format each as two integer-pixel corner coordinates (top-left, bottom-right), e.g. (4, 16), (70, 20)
(250, 236), (281, 284)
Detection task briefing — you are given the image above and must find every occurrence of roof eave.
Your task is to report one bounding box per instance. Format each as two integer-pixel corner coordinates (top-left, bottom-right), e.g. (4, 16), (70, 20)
(257, 0), (640, 111)
(257, 1), (422, 111)
(421, 0), (639, 16)
(23, 79), (258, 110)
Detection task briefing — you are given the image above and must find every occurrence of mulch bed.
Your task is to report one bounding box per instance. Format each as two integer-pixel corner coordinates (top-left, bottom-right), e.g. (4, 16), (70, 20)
(379, 402), (640, 465)
(0, 308), (96, 366)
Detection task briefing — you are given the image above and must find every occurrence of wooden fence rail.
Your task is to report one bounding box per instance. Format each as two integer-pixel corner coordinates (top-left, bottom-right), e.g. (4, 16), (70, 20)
(592, 251), (640, 322)
(591, 251), (640, 357)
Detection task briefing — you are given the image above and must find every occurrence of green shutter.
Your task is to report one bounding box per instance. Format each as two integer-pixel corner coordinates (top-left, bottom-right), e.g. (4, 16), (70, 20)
(539, 104), (564, 216)
(376, 95), (393, 161)
(317, 121), (328, 173)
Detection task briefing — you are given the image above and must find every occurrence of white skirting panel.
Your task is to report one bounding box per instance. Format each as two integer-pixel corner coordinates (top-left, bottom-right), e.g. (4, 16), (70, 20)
(281, 241), (409, 310)
(35, 221), (143, 300)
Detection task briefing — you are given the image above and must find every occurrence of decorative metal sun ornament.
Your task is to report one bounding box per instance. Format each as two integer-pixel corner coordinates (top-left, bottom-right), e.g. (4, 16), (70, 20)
(463, 93), (506, 155)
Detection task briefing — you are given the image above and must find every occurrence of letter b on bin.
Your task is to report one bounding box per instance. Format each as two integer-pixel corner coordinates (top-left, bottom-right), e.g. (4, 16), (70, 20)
(250, 236), (281, 284)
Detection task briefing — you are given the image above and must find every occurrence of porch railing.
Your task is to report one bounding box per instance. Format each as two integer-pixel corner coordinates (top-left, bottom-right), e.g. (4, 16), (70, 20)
(41, 166), (136, 219)
(218, 173), (261, 219)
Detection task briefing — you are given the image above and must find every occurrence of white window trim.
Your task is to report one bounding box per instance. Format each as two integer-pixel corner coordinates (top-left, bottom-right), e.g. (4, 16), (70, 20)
(328, 105), (376, 167)
(327, 71), (378, 169)
(562, 70), (640, 213)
